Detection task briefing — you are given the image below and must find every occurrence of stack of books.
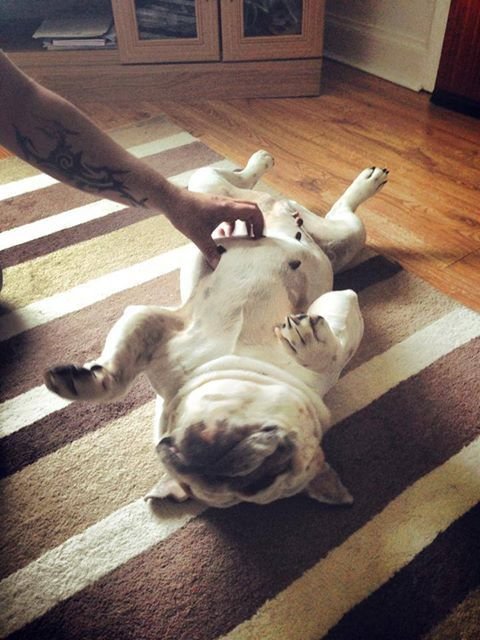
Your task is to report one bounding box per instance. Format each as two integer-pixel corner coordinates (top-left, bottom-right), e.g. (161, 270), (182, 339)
(32, 13), (116, 50)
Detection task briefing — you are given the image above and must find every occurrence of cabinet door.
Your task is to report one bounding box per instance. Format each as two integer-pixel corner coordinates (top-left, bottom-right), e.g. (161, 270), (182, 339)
(111, 0), (220, 63)
(221, 0), (324, 61)
(432, 0), (480, 117)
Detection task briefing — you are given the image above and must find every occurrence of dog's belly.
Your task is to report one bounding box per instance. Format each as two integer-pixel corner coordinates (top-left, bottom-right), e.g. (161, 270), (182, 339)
(167, 237), (333, 374)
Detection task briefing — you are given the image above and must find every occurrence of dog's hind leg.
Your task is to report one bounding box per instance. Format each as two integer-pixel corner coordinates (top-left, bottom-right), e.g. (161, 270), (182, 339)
(44, 306), (183, 402)
(219, 149), (275, 189)
(188, 150), (275, 195)
(289, 167), (388, 273)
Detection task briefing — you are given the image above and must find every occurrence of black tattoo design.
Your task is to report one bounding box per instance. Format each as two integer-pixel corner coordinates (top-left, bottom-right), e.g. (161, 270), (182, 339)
(13, 118), (148, 207)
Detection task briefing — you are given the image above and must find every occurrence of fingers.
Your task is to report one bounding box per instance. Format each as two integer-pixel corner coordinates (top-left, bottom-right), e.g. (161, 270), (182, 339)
(231, 200), (264, 238)
(167, 193), (264, 269)
(249, 204), (264, 238)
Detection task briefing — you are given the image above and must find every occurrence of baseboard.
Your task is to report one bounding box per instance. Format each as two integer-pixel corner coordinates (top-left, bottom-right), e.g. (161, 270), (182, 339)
(9, 51), (323, 100)
(323, 12), (429, 92)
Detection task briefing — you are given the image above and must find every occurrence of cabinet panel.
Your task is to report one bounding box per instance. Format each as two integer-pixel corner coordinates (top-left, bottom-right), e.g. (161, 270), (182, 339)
(431, 0), (480, 117)
(221, 0), (325, 62)
(111, 0), (220, 63)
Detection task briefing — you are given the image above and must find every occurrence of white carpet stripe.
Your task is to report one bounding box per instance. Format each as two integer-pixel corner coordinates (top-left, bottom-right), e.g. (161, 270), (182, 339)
(326, 306), (480, 426)
(0, 201), (126, 251)
(218, 436), (480, 640)
(0, 132), (196, 203)
(0, 310), (476, 634)
(0, 387), (70, 438)
(0, 499), (205, 637)
(0, 173), (57, 201)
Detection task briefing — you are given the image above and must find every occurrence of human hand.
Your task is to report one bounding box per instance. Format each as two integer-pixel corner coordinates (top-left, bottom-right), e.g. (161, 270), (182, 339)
(163, 188), (264, 269)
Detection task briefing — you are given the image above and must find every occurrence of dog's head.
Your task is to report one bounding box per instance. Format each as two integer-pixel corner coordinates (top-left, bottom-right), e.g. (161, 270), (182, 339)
(154, 378), (352, 508)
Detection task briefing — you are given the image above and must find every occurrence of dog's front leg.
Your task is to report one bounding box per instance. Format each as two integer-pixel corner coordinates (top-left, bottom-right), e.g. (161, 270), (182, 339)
(275, 290), (363, 385)
(44, 306), (183, 402)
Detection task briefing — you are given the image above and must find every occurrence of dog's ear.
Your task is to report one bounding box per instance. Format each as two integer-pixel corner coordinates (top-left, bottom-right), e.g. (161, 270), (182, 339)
(304, 462), (353, 505)
(144, 473), (190, 503)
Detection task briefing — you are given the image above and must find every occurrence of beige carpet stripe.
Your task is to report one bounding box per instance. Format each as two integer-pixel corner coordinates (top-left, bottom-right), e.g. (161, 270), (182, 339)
(0, 130), (195, 203)
(218, 436), (480, 640)
(0, 243), (189, 343)
(0, 215), (186, 314)
(0, 312), (476, 618)
(0, 156), (40, 185)
(102, 115), (182, 149)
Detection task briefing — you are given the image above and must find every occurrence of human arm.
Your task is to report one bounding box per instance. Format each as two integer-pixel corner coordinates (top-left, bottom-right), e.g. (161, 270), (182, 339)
(0, 51), (263, 267)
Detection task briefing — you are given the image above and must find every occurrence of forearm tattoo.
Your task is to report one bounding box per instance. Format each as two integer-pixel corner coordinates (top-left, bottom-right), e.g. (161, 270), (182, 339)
(13, 118), (148, 206)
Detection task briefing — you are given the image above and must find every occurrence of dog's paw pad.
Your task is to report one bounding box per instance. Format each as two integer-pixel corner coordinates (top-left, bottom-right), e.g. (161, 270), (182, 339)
(44, 363), (113, 401)
(275, 314), (337, 368)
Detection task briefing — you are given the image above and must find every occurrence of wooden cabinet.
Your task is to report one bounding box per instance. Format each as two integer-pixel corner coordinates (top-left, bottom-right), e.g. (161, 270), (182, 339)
(4, 1), (325, 100)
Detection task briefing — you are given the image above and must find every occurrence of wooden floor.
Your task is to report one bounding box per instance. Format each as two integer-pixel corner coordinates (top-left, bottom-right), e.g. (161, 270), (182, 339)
(157, 62), (480, 311)
(5, 60), (480, 310)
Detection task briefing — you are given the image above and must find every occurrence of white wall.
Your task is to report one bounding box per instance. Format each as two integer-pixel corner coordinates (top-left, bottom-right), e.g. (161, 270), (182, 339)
(324, 0), (452, 92)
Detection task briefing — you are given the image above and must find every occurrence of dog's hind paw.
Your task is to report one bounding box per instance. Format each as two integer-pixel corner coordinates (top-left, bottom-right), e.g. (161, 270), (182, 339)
(343, 167), (389, 210)
(249, 149), (275, 172)
(44, 363), (115, 401)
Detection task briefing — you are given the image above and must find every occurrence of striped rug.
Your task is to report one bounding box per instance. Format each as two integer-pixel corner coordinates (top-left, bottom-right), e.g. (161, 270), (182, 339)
(1, 115), (479, 640)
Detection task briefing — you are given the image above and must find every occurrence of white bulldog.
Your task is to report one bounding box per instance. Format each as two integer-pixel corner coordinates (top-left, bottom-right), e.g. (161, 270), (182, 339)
(45, 151), (388, 508)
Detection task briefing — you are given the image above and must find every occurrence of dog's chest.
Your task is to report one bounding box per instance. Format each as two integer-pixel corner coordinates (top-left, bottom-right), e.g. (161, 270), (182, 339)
(167, 238), (332, 371)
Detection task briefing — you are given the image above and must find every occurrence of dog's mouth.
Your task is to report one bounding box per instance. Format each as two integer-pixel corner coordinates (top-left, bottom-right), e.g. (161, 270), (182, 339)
(158, 424), (295, 498)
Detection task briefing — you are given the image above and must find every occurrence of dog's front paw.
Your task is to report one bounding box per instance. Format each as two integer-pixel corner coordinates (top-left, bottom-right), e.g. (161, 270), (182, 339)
(275, 314), (338, 370)
(344, 167), (389, 209)
(44, 363), (115, 401)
